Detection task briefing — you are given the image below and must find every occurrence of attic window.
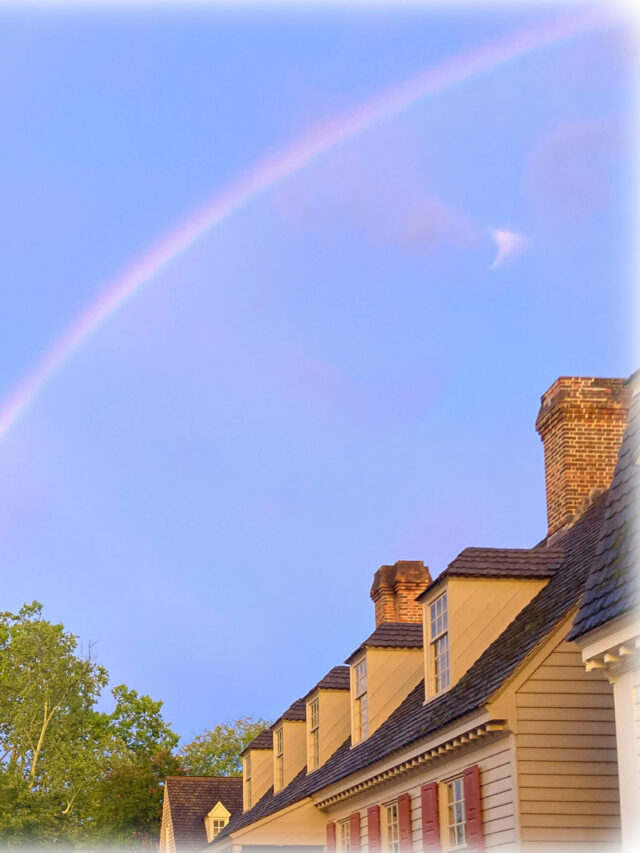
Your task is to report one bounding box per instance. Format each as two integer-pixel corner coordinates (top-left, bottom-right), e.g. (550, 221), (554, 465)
(429, 591), (450, 693)
(205, 802), (231, 843)
(309, 697), (320, 770)
(354, 657), (368, 740)
(244, 753), (252, 809)
(275, 726), (284, 790)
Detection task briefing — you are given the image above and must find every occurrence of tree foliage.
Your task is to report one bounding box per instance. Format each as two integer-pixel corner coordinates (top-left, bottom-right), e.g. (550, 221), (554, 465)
(0, 602), (180, 847)
(0, 602), (267, 847)
(178, 717), (270, 776)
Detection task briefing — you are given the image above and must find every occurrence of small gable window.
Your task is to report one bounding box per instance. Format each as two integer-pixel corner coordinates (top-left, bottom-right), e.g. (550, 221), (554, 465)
(354, 658), (368, 740)
(204, 801), (231, 843)
(429, 592), (450, 693)
(309, 697), (320, 770)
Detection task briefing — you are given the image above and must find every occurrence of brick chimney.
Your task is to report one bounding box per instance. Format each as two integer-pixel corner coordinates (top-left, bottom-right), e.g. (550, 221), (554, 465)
(370, 560), (431, 627)
(535, 376), (630, 539)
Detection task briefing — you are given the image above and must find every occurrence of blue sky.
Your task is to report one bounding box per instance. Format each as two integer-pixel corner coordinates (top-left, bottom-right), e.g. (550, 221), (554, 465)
(0, 3), (635, 743)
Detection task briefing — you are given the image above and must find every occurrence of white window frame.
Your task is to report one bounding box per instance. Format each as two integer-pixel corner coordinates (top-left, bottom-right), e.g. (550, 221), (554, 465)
(354, 657), (368, 740)
(382, 801), (400, 853)
(443, 775), (466, 853)
(244, 754), (252, 809)
(309, 696), (320, 770)
(275, 726), (284, 790)
(338, 818), (351, 853)
(429, 591), (450, 693)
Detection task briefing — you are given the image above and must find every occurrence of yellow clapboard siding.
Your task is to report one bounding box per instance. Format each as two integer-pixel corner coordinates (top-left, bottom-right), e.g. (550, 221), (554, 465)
(528, 665), (604, 681)
(518, 759), (618, 775)
(521, 813), (620, 829)
(516, 706), (615, 722)
(516, 693), (613, 708)
(517, 734), (617, 749)
(517, 679), (611, 694)
(519, 786), (620, 802)
(517, 720), (616, 735)
(521, 827), (620, 842)
(521, 800), (619, 816)
(518, 747), (618, 763)
(518, 773), (619, 789)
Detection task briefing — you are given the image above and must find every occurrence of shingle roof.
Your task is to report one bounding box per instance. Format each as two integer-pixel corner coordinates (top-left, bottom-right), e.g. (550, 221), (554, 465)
(568, 380), (639, 640)
(418, 546), (565, 599)
(345, 622), (423, 664)
(274, 698), (307, 724)
(211, 494), (607, 846)
(241, 729), (273, 755)
(304, 666), (350, 700)
(165, 776), (243, 850)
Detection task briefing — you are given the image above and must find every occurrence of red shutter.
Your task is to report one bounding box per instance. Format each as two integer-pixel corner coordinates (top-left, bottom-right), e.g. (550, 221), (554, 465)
(350, 812), (361, 853)
(326, 821), (337, 853)
(420, 782), (440, 851)
(368, 805), (381, 853)
(398, 793), (412, 853)
(463, 764), (484, 851)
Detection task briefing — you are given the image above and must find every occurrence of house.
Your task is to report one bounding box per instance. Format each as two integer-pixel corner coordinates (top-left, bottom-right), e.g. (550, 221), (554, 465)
(159, 776), (243, 853)
(205, 374), (635, 853)
(567, 371), (639, 850)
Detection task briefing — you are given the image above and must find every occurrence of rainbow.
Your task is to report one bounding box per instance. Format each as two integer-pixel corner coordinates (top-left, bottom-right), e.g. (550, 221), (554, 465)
(0, 7), (614, 443)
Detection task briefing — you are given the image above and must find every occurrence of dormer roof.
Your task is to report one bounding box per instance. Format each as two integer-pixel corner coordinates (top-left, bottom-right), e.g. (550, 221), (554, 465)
(273, 698), (306, 726)
(303, 666), (350, 700)
(241, 729), (273, 755)
(417, 545), (566, 600)
(344, 622), (423, 664)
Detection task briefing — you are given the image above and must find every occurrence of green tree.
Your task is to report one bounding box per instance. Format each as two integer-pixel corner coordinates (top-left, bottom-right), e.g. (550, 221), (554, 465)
(0, 602), (179, 847)
(178, 717), (269, 776)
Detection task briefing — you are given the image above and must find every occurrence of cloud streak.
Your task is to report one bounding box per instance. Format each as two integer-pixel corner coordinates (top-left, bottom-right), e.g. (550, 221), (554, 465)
(489, 228), (530, 269)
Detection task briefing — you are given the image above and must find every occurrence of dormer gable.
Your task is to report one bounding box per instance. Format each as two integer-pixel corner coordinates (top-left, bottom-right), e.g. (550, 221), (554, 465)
(418, 546), (564, 702)
(345, 622), (424, 744)
(303, 665), (350, 773)
(241, 729), (273, 811)
(204, 801), (231, 843)
(272, 698), (306, 792)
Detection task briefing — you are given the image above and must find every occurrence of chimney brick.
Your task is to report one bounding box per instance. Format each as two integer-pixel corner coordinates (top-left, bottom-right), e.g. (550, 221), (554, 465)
(370, 561), (431, 627)
(535, 376), (630, 539)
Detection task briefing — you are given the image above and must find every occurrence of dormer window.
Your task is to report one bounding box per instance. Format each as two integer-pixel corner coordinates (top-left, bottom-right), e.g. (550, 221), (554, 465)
(275, 726), (284, 790)
(244, 754), (252, 809)
(429, 591), (450, 692)
(309, 697), (320, 770)
(204, 801), (231, 843)
(354, 658), (368, 740)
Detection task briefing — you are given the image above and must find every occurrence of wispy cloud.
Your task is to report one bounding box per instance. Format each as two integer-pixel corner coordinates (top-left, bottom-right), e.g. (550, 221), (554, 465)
(489, 228), (530, 269)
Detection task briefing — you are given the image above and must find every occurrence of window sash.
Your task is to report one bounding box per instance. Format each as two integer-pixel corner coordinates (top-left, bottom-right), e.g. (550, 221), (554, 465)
(446, 777), (467, 852)
(429, 592), (448, 640)
(384, 803), (400, 853)
(433, 633), (450, 691)
(355, 692), (368, 739)
(338, 819), (351, 853)
(355, 659), (367, 697)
